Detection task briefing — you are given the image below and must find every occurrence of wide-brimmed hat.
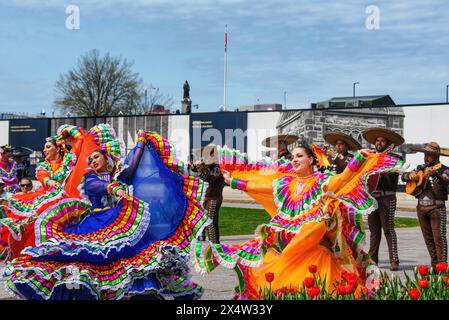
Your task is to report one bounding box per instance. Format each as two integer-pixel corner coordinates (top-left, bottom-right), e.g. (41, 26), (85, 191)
(324, 131), (361, 151)
(12, 146), (33, 158)
(261, 134), (299, 148)
(193, 144), (218, 159)
(411, 141), (449, 157)
(362, 127), (404, 146)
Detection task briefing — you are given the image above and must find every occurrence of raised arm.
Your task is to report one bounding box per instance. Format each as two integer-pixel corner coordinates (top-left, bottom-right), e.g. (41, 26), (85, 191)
(118, 131), (146, 184)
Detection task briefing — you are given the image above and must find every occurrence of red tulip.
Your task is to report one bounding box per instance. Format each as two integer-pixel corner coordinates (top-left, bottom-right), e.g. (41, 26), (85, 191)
(408, 288), (421, 300)
(304, 277), (315, 289)
(308, 265), (318, 274)
(418, 279), (429, 289)
(435, 262), (448, 274)
(307, 286), (320, 297)
(337, 284), (347, 295)
(265, 272), (274, 283)
(345, 284), (355, 294)
(418, 265), (429, 277)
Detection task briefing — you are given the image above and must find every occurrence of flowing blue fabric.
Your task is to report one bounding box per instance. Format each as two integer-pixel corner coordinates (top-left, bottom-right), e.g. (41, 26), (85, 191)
(33, 141), (188, 265)
(122, 143), (187, 242)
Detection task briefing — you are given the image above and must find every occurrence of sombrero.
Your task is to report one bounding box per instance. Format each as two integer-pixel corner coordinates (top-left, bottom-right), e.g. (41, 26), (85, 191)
(324, 131), (361, 151)
(12, 147), (34, 157)
(261, 134), (299, 148)
(362, 127), (404, 146)
(411, 142), (449, 157)
(193, 144), (218, 158)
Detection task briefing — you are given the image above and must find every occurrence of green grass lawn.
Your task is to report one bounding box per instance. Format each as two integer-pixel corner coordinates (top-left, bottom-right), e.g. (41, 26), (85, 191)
(219, 206), (420, 236)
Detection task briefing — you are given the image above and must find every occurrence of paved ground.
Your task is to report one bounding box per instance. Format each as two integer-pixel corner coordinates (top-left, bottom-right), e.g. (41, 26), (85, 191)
(0, 189), (443, 300)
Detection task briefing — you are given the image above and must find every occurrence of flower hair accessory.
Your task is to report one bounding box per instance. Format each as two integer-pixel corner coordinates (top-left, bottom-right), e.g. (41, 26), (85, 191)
(46, 136), (69, 154)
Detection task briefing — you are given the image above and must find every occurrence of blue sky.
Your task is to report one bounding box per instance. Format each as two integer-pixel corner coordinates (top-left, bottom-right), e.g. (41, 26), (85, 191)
(1, 0), (449, 115)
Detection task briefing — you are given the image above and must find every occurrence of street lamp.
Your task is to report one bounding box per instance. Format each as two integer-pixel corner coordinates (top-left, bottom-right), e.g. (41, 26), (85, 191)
(283, 91), (287, 109)
(353, 82), (360, 97)
(143, 85), (159, 113)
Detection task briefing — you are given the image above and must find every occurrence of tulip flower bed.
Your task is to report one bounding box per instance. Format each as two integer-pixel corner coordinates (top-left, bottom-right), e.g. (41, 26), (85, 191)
(254, 263), (449, 300)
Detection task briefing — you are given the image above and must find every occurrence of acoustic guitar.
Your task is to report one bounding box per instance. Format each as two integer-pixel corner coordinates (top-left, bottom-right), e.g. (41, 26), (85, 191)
(406, 163), (442, 197)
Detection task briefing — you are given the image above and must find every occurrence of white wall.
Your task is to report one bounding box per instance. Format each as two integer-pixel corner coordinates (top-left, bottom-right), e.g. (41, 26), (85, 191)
(403, 104), (449, 169)
(0, 121), (8, 146)
(247, 112), (280, 161)
(168, 115), (190, 162)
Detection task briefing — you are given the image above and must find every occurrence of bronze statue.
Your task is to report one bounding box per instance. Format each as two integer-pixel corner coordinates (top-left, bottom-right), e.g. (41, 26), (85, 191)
(183, 80), (190, 100)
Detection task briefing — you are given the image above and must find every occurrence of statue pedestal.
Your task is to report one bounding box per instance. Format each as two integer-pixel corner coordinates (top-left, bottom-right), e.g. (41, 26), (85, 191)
(181, 99), (192, 114)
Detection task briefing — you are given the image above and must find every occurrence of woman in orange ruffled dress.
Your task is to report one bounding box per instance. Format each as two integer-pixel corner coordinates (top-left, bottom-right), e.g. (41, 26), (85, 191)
(193, 143), (405, 299)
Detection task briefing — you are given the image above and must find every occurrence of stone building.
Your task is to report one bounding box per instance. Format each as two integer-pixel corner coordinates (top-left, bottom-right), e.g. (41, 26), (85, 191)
(277, 95), (405, 152)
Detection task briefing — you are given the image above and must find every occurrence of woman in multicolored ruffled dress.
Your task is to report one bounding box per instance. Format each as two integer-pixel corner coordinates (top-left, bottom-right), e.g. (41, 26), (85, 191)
(0, 135), (78, 260)
(0, 123), (105, 260)
(3, 127), (209, 300)
(0, 145), (19, 194)
(193, 143), (405, 299)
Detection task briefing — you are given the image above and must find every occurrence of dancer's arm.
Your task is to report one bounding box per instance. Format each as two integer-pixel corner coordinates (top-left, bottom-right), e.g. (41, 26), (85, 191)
(84, 173), (127, 198)
(118, 130), (146, 183)
(36, 166), (58, 188)
(222, 169), (273, 194)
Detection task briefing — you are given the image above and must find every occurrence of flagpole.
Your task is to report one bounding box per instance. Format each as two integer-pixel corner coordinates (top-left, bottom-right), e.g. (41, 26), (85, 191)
(223, 24), (227, 112)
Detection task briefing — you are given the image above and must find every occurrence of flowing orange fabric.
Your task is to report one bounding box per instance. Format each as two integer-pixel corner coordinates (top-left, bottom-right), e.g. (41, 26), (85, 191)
(230, 171), (288, 217)
(248, 221), (344, 292)
(63, 128), (100, 198)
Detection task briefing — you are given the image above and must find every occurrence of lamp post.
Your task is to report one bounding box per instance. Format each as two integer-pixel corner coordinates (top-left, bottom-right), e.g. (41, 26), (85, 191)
(284, 91), (287, 109)
(353, 82), (360, 97)
(143, 85), (159, 113)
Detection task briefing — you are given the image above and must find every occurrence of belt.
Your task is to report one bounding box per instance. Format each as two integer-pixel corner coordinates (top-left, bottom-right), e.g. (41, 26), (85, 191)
(418, 200), (445, 206)
(372, 190), (396, 197)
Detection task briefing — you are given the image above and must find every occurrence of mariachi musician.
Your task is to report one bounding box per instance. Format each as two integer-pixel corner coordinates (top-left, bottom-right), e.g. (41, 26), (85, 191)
(363, 127), (404, 271)
(261, 134), (299, 161)
(402, 142), (449, 269)
(323, 131), (362, 174)
(193, 144), (225, 244)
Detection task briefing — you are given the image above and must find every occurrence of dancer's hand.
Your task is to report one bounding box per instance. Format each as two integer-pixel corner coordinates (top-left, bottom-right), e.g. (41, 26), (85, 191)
(116, 189), (130, 200)
(221, 170), (232, 184)
(48, 180), (60, 188)
(359, 149), (374, 158)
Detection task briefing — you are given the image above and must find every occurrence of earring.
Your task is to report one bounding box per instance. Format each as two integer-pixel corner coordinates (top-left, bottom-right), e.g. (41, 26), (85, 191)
(107, 164), (114, 173)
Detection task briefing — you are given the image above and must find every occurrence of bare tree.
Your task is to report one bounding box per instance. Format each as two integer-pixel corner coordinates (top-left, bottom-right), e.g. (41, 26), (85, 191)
(54, 49), (143, 116)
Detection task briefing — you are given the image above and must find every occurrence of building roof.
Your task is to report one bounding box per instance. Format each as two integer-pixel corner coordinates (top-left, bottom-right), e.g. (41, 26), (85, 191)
(313, 95), (396, 109)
